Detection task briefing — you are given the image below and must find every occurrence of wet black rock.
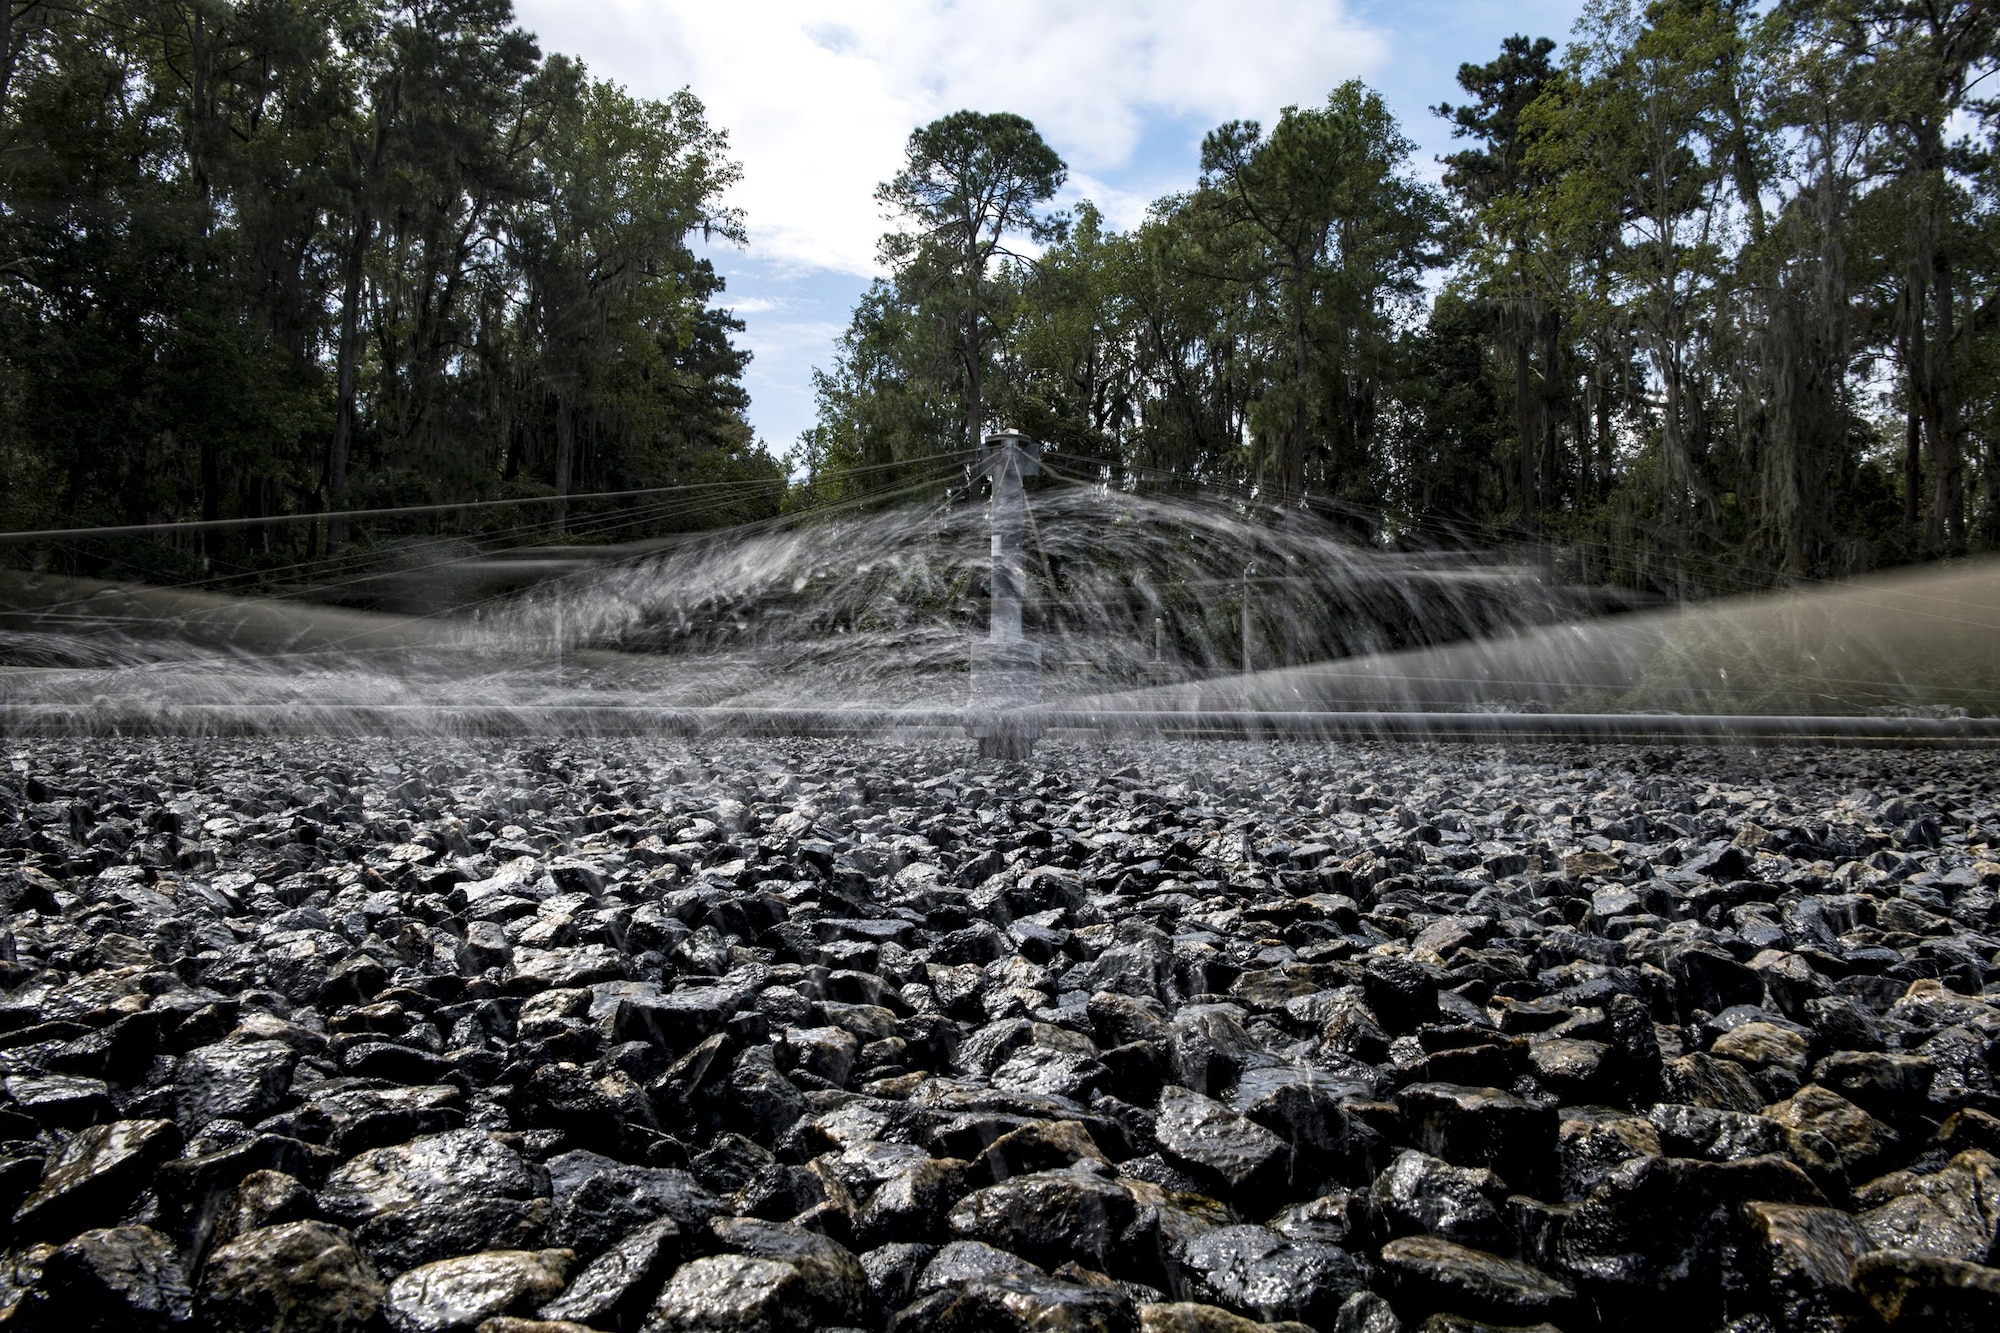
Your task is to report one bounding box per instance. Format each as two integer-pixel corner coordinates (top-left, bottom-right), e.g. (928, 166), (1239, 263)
(947, 1167), (1138, 1271)
(1173, 1223), (1371, 1326)
(7, 735), (2000, 1333)
(384, 1248), (573, 1333)
(195, 1220), (386, 1333)
(317, 1129), (552, 1272)
(1153, 1086), (1292, 1202)
(13, 1117), (181, 1239)
(1136, 1302), (1314, 1333)
(1377, 1235), (1574, 1323)
(645, 1218), (870, 1331)
(545, 1151), (719, 1259)
(16, 1224), (192, 1331)
(1372, 1148), (1513, 1251)
(1852, 1248), (2000, 1330)
(537, 1218), (680, 1328)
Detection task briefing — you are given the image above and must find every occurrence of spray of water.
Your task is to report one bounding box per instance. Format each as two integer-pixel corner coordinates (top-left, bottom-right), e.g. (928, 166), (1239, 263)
(2, 471), (1993, 731)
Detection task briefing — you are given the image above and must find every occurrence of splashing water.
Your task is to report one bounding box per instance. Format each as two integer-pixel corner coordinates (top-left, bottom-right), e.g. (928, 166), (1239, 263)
(2, 474), (1993, 730)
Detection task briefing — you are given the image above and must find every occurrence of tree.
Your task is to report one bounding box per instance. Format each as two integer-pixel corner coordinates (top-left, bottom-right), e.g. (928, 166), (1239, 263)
(0, 0), (777, 578)
(503, 57), (743, 532)
(1524, 0), (1756, 566)
(1439, 34), (1567, 524)
(1816, 0), (1998, 553)
(1191, 82), (1437, 505)
(876, 110), (1065, 456)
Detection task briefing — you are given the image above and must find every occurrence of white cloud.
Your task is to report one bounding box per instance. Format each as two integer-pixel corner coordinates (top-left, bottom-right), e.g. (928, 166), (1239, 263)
(512, 1), (1387, 277)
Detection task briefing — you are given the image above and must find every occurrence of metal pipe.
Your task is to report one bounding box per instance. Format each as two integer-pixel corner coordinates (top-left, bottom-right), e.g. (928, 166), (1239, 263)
(1041, 709), (2000, 745)
(4, 702), (1998, 746)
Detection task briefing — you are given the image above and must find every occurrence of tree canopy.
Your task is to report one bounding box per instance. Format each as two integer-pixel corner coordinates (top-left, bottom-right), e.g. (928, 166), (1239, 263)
(0, 0), (782, 582)
(810, 0), (2000, 595)
(9, 2), (2000, 601)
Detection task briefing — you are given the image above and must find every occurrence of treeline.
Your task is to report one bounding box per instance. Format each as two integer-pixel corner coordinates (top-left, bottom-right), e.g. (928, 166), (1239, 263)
(802, 0), (2000, 594)
(0, 0), (783, 581)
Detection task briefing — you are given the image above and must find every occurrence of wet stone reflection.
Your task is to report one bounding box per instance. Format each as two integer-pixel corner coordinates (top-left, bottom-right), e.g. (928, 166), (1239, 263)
(0, 735), (1994, 1331)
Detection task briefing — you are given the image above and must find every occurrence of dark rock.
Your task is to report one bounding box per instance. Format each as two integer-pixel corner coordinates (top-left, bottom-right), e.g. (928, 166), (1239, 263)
(892, 1269), (1137, 1333)
(1737, 1201), (1872, 1333)
(1166, 1006), (1266, 1096)
(1854, 1149), (2000, 1261)
(385, 1249), (573, 1333)
(1136, 1302), (1314, 1333)
(13, 1117), (181, 1238)
(1668, 947), (1764, 1022)
(1172, 1223), (1370, 1328)
(1395, 1083), (1554, 1193)
(1851, 1249), (2000, 1331)
(645, 1218), (870, 1331)
(1153, 1086), (1290, 1203)
(1362, 956), (1441, 1033)
(545, 1152), (720, 1261)
(17, 1225), (191, 1332)
(538, 1218), (680, 1328)
(861, 1241), (935, 1311)
(1370, 1149), (1512, 1250)
(4, 1074), (114, 1129)
(1709, 1021), (1811, 1100)
(302, 1083), (468, 1156)
(1657, 1053), (1768, 1113)
(196, 1220), (385, 1333)
(1559, 1153), (1826, 1315)
(1329, 1290), (1402, 1333)
(1813, 1050), (1935, 1121)
(317, 1129), (552, 1273)
(1556, 1112), (1661, 1203)
(947, 1168), (1138, 1271)
(1226, 1064), (1379, 1183)
(918, 1239), (1044, 1294)
(343, 1040), (453, 1085)
(1377, 1235), (1574, 1322)
(1269, 1189), (1379, 1250)
(210, 1168), (315, 1248)
(179, 1044), (304, 1125)
(856, 1157), (967, 1245)
(972, 1119), (1108, 1184)
(1765, 1085), (1899, 1176)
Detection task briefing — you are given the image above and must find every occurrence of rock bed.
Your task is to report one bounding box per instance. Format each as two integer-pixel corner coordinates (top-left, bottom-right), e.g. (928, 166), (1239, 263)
(0, 735), (1997, 1333)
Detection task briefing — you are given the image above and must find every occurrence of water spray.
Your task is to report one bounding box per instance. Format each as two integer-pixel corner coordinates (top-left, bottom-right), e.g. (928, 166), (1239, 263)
(968, 429), (1042, 760)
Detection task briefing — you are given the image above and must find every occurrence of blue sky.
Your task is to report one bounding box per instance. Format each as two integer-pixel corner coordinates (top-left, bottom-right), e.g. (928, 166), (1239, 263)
(511, 1), (1590, 460)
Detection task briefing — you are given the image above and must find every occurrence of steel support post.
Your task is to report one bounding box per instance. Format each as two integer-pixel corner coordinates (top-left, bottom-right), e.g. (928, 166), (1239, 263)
(969, 430), (1043, 759)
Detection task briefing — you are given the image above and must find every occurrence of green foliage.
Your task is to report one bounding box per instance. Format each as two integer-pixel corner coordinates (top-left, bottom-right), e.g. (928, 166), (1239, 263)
(0, 0), (779, 577)
(814, 3), (2000, 596)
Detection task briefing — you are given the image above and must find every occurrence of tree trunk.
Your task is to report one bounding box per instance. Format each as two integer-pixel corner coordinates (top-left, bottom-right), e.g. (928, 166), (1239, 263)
(0, 1), (16, 111)
(1927, 251), (1965, 549)
(1595, 361), (1612, 503)
(1289, 250), (1311, 498)
(552, 394), (573, 535)
(325, 209), (372, 554)
(966, 305), (982, 453)
(1899, 301), (1922, 532)
(1514, 328), (1534, 526)
(1542, 315), (1561, 515)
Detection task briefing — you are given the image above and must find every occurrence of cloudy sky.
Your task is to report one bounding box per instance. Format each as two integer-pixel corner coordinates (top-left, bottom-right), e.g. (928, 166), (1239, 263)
(511, 0), (1588, 459)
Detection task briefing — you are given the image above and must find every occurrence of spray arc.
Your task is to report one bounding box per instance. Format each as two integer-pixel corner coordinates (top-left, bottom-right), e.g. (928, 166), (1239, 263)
(968, 429), (1043, 759)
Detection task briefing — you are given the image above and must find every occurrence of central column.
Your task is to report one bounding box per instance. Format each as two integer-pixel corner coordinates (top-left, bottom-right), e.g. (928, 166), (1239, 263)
(969, 429), (1042, 760)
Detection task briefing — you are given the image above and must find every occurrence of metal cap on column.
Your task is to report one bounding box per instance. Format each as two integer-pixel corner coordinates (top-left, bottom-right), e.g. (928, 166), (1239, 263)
(970, 429), (1043, 759)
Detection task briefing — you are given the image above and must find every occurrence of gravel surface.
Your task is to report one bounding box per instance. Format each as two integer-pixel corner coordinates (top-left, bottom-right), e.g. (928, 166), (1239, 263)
(0, 735), (1998, 1332)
